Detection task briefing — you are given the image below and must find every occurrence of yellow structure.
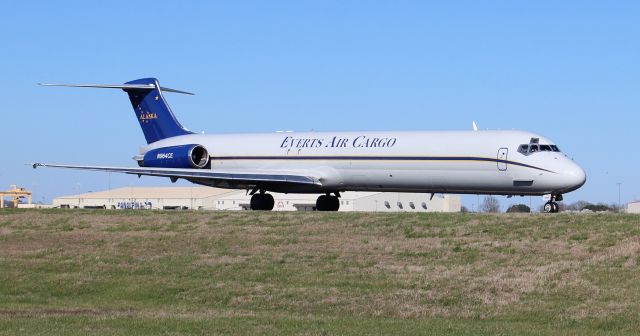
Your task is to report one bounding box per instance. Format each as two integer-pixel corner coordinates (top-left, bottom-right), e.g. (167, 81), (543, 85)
(0, 185), (32, 208)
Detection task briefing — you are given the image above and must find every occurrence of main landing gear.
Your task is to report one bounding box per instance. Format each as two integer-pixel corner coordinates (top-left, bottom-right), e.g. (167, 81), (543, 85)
(316, 193), (340, 211)
(543, 194), (563, 213)
(249, 190), (341, 211)
(250, 192), (274, 211)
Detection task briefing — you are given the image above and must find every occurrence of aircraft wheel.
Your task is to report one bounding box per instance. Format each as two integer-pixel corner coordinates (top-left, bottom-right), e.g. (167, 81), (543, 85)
(328, 195), (340, 211)
(543, 202), (553, 213)
(250, 194), (261, 210)
(316, 195), (327, 211)
(316, 195), (340, 211)
(250, 193), (275, 211)
(263, 193), (275, 211)
(551, 202), (559, 213)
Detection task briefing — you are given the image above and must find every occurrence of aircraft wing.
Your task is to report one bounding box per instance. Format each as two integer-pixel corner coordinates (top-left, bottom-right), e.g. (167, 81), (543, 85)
(31, 163), (322, 188)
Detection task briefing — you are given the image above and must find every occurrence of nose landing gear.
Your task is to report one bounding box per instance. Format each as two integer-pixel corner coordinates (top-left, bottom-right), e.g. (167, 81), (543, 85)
(543, 194), (563, 213)
(543, 202), (558, 213)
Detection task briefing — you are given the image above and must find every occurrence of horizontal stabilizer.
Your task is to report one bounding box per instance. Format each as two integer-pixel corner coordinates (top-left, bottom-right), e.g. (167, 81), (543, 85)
(38, 83), (194, 95)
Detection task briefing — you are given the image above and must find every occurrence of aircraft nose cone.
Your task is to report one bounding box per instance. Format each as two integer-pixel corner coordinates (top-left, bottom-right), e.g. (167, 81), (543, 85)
(565, 163), (587, 189)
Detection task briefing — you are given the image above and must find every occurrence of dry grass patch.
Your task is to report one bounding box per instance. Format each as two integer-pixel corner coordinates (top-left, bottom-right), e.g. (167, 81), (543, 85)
(1, 209), (639, 335)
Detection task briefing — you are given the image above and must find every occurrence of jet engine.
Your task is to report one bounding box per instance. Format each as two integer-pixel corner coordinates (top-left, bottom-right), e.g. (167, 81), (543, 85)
(141, 144), (210, 169)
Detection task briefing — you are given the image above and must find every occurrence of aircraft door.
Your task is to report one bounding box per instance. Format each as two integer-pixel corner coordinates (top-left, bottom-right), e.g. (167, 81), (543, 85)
(497, 148), (508, 171)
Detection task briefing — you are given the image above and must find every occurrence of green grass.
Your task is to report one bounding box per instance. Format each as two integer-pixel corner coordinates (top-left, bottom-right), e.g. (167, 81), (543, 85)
(0, 209), (639, 335)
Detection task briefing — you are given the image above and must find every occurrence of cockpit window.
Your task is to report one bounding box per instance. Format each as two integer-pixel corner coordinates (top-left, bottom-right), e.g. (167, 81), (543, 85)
(518, 144), (529, 155)
(518, 143), (561, 156)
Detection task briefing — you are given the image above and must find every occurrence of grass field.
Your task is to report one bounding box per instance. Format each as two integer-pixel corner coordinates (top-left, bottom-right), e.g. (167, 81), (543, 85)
(0, 209), (639, 335)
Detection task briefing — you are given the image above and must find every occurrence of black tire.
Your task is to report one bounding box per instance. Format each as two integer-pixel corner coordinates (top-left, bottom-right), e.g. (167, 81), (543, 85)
(316, 195), (340, 211)
(552, 202), (559, 213)
(316, 195), (328, 211)
(250, 193), (275, 211)
(328, 196), (340, 211)
(263, 193), (275, 211)
(250, 194), (262, 210)
(543, 202), (553, 213)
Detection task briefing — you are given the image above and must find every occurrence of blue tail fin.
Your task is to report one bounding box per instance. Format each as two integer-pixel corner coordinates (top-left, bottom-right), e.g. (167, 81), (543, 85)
(123, 78), (192, 144)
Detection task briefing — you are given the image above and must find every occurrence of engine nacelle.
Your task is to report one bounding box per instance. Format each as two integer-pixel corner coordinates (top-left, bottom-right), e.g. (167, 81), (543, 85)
(141, 144), (210, 169)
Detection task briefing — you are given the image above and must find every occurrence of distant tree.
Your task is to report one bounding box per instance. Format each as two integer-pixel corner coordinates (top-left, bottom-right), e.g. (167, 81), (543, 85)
(582, 203), (612, 212)
(576, 201), (590, 211)
(460, 205), (469, 213)
(563, 202), (579, 211)
(562, 200), (600, 212)
(563, 202), (573, 211)
(506, 204), (531, 213)
(609, 203), (623, 213)
(481, 196), (500, 213)
(557, 202), (566, 212)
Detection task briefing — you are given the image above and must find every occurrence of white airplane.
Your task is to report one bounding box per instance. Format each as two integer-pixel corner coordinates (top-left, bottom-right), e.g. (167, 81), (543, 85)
(34, 78), (586, 213)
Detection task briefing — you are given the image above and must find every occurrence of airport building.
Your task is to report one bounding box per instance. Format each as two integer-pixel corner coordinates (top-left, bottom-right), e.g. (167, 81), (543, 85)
(53, 187), (232, 210)
(52, 187), (461, 212)
(628, 201), (640, 214)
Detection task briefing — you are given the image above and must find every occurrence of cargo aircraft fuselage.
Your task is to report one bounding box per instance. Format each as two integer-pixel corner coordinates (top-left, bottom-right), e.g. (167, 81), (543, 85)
(35, 78), (586, 213)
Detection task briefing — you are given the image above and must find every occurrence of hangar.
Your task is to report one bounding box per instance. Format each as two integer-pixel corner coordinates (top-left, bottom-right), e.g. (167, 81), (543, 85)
(53, 187), (461, 212)
(628, 201), (640, 214)
(53, 187), (231, 210)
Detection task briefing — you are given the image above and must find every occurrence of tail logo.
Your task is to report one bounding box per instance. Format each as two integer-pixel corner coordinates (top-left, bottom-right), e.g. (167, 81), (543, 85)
(136, 105), (157, 123)
(140, 112), (158, 123)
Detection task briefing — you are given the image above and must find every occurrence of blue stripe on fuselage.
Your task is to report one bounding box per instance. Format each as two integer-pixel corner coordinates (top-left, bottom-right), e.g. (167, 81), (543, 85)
(210, 156), (556, 173)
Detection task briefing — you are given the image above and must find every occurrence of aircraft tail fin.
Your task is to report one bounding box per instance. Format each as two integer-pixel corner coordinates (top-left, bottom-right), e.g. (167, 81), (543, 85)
(39, 78), (194, 144)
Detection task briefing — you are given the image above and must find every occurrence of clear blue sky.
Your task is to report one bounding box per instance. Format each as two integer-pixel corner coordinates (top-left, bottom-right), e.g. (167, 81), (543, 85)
(1, 1), (638, 210)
